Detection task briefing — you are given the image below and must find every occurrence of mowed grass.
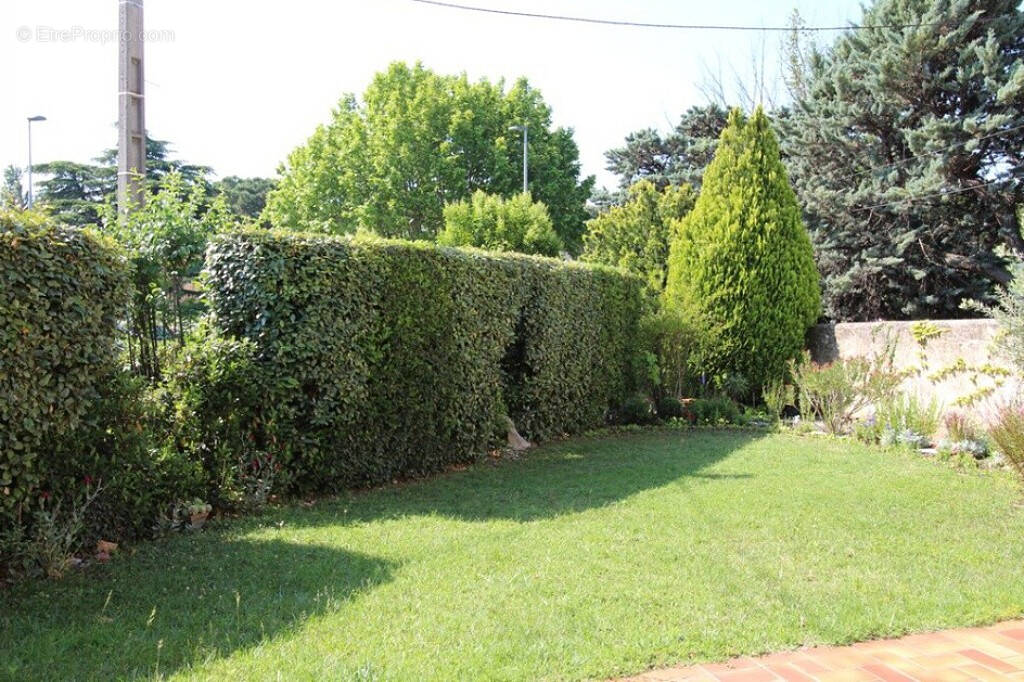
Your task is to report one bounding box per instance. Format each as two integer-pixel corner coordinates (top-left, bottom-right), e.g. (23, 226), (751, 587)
(3, 430), (1024, 681)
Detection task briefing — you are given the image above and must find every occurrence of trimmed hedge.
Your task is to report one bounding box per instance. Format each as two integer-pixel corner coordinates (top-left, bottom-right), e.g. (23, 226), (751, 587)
(1, 211), (130, 519)
(206, 230), (643, 489)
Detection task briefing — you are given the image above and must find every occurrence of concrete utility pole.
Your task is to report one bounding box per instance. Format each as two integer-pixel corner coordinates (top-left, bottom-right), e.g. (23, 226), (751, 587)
(117, 0), (146, 212)
(509, 124), (528, 193)
(26, 115), (46, 208)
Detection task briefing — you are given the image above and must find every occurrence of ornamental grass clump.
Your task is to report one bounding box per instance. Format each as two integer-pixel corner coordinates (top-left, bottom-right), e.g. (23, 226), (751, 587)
(988, 405), (1024, 487)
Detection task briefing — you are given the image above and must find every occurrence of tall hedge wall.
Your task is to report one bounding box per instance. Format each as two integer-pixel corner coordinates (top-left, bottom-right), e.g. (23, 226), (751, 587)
(205, 230), (643, 488)
(1, 211), (130, 518)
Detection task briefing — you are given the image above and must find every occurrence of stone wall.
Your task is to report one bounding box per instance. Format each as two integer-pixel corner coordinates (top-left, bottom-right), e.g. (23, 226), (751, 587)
(806, 319), (1019, 423)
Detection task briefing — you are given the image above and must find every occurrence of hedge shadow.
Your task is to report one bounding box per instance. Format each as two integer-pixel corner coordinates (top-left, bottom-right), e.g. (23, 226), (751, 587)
(1, 538), (394, 680)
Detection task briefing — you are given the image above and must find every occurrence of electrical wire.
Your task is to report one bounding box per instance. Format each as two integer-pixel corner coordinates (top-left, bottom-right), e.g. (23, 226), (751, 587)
(847, 121), (1024, 179)
(854, 174), (1018, 212)
(409, 0), (943, 32)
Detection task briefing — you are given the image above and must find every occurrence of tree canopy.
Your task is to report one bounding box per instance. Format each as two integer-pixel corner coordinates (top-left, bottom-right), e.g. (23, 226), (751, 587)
(581, 180), (696, 294)
(604, 104), (729, 193)
(783, 0), (1024, 320)
(263, 61), (594, 251)
(438, 191), (563, 256)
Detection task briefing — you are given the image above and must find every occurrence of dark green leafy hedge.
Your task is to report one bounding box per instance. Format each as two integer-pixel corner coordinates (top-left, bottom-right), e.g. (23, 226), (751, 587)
(1, 210), (130, 520)
(206, 230), (644, 489)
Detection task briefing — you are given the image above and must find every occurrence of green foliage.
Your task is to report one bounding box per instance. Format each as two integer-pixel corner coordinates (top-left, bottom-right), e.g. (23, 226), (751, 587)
(437, 190), (562, 256)
(687, 397), (741, 425)
(876, 394), (942, 443)
(263, 61), (594, 250)
(35, 137), (213, 227)
(762, 379), (795, 421)
(205, 230), (643, 490)
(0, 209), (130, 525)
(637, 308), (701, 398)
(604, 104), (729, 192)
(102, 172), (237, 379)
(975, 262), (1024, 374)
(213, 176), (276, 220)
(582, 180), (696, 294)
(664, 107), (820, 391)
(783, 0), (1024, 320)
(655, 396), (684, 420)
(161, 326), (280, 509)
(618, 395), (655, 425)
(2, 165), (25, 210)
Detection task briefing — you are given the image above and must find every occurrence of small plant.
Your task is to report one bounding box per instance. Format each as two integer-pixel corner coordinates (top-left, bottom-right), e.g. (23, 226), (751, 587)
(186, 499), (212, 529)
(790, 355), (868, 434)
(943, 410), (981, 443)
(655, 396), (684, 420)
(3, 481), (104, 580)
(877, 394), (942, 445)
(762, 379), (795, 422)
(988, 404), (1024, 486)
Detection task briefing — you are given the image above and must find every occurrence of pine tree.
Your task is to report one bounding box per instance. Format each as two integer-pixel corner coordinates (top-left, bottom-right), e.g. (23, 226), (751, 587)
(784, 0), (1024, 320)
(665, 108), (820, 391)
(604, 104), (729, 193)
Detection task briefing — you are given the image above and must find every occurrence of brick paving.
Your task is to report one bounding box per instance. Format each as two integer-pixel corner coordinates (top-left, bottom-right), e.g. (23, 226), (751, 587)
(619, 620), (1024, 682)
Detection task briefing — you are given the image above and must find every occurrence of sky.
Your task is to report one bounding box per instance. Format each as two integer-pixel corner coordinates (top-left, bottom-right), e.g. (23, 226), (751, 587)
(4, 0), (867, 195)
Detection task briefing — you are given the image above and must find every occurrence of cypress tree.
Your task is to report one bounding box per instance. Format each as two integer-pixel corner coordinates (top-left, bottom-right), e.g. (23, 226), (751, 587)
(784, 0), (1024, 320)
(665, 107), (820, 391)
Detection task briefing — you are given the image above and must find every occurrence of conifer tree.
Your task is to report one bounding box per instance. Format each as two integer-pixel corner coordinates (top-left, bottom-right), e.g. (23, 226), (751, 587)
(784, 0), (1024, 320)
(665, 108), (820, 391)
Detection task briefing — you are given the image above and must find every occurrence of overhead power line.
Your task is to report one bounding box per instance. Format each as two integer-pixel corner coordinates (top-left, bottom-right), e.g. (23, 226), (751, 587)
(849, 121), (1024, 179)
(410, 0), (942, 32)
(854, 174), (1018, 212)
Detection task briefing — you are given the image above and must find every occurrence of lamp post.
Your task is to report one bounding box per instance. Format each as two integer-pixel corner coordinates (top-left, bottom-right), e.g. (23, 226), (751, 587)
(509, 124), (528, 193)
(26, 115), (47, 208)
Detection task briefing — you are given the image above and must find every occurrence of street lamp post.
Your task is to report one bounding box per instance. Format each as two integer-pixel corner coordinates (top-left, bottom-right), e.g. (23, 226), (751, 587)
(509, 124), (528, 193)
(26, 115), (47, 208)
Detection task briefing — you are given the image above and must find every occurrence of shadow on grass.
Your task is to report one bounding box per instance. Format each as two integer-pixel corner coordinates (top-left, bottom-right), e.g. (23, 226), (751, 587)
(296, 428), (765, 526)
(1, 536), (394, 680)
(1, 428), (761, 679)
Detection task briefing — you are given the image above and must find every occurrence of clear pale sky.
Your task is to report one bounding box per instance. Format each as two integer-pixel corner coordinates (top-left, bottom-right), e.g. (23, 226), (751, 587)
(4, 0), (867, 193)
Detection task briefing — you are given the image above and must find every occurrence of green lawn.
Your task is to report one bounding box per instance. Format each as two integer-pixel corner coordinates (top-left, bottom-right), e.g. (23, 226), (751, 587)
(3, 430), (1024, 681)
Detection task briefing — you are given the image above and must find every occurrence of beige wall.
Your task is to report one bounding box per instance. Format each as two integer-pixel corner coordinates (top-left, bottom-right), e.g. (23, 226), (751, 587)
(807, 320), (1020, 423)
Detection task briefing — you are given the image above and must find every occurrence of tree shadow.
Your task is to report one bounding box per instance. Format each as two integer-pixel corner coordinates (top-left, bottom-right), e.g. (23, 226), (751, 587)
(1, 429), (761, 678)
(1, 537), (394, 680)
(291, 428), (765, 526)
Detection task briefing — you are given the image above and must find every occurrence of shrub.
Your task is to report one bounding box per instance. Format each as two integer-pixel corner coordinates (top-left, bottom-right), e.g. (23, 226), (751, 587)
(689, 397), (741, 426)
(637, 308), (701, 398)
(438, 191), (563, 256)
(581, 180), (696, 294)
(987, 404), (1024, 486)
(656, 396), (684, 420)
(205, 229), (643, 490)
(619, 395), (655, 425)
(161, 325), (281, 509)
(1, 209), (130, 526)
(790, 356), (869, 434)
(664, 107), (820, 392)
(790, 350), (901, 435)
